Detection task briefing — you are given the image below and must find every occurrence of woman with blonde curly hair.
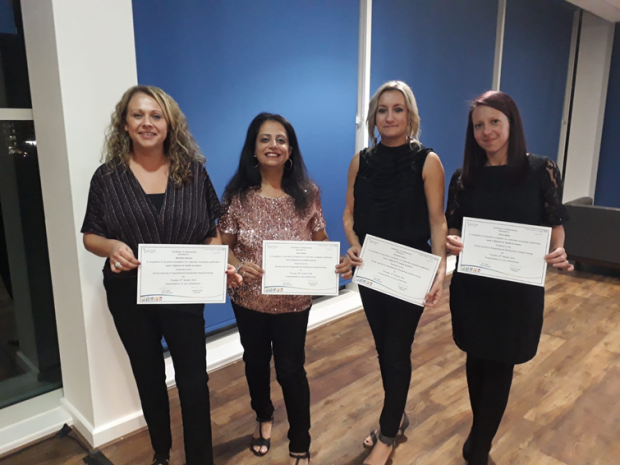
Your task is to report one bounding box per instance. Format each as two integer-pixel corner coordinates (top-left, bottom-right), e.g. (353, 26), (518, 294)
(81, 85), (240, 465)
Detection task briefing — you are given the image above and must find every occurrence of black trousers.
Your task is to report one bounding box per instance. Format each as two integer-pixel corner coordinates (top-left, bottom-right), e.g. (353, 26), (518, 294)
(104, 275), (213, 465)
(359, 286), (424, 438)
(232, 302), (311, 453)
(466, 354), (515, 464)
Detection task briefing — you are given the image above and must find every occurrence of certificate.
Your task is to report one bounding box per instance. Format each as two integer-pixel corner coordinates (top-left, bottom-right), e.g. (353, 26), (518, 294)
(137, 244), (228, 304)
(458, 217), (551, 286)
(262, 241), (340, 296)
(352, 235), (441, 306)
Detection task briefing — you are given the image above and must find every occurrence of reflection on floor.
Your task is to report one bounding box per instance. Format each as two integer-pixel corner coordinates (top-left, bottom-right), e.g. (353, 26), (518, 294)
(2, 268), (620, 464)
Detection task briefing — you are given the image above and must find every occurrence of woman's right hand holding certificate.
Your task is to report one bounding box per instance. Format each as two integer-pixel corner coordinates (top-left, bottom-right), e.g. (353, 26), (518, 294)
(446, 235), (463, 255)
(238, 262), (265, 282)
(346, 244), (363, 267)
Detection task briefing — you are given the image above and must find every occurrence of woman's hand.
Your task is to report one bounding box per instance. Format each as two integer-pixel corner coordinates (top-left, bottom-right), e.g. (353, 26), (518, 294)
(446, 235), (463, 255)
(238, 262), (265, 282)
(335, 256), (353, 280)
(109, 240), (140, 273)
(545, 247), (574, 271)
(346, 245), (363, 267)
(424, 273), (444, 308)
(226, 264), (243, 287)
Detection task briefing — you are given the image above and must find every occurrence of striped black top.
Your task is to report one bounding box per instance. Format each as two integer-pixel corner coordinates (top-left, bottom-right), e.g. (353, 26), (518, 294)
(81, 161), (221, 275)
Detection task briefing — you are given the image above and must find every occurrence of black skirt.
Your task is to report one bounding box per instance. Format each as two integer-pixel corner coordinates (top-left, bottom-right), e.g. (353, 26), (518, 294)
(449, 271), (544, 365)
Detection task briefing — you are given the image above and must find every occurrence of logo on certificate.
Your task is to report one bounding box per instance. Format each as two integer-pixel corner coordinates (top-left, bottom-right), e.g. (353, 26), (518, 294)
(460, 266), (481, 274)
(140, 296), (163, 302)
(265, 287), (284, 293)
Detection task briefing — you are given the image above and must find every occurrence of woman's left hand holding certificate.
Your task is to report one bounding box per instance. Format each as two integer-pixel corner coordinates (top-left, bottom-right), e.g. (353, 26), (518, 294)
(137, 244), (228, 304)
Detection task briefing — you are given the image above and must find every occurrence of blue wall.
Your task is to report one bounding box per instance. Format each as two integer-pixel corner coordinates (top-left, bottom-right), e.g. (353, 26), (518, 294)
(595, 23), (620, 208)
(501, 0), (575, 161)
(132, 0), (359, 332)
(0, 0), (16, 34)
(371, 0), (498, 192)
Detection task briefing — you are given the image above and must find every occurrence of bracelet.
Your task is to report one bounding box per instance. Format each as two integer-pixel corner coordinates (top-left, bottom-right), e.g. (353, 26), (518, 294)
(234, 262), (244, 274)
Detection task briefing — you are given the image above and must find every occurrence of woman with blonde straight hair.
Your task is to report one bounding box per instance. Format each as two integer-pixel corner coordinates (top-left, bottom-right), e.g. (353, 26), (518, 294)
(343, 81), (447, 465)
(82, 85), (240, 465)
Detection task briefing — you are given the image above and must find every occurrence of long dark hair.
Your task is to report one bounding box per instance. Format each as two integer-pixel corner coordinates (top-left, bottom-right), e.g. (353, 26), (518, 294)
(462, 91), (528, 187)
(223, 113), (313, 214)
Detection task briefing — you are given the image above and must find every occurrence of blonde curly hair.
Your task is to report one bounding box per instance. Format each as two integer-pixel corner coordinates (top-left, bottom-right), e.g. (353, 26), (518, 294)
(103, 85), (205, 185)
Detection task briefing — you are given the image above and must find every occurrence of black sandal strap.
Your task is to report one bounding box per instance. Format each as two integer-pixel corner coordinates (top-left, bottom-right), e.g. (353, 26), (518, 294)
(255, 414), (274, 424)
(289, 451), (310, 464)
(251, 436), (270, 447)
(250, 416), (274, 457)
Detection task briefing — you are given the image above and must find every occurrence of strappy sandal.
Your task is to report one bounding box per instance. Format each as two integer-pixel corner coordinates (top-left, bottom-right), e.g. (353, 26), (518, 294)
(290, 451), (310, 464)
(250, 415), (274, 457)
(363, 413), (410, 448)
(363, 432), (395, 465)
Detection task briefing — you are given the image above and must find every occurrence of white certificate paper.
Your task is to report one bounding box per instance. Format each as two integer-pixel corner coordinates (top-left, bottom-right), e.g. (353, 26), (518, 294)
(262, 241), (340, 296)
(352, 235), (441, 306)
(137, 244), (228, 304)
(458, 217), (551, 286)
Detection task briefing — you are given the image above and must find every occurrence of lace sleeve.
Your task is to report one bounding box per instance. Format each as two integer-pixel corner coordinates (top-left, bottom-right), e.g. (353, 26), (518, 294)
(446, 169), (464, 231)
(541, 158), (569, 226)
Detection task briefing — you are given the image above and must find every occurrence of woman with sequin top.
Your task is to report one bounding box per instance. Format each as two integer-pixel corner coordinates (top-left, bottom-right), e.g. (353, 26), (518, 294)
(219, 112), (352, 465)
(343, 81), (447, 465)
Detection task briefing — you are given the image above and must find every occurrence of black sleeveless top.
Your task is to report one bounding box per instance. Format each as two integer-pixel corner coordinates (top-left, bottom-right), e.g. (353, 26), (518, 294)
(353, 142), (433, 252)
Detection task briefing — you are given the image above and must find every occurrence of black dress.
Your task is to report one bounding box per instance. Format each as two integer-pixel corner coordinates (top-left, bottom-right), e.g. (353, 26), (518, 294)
(446, 155), (569, 364)
(354, 141), (433, 252)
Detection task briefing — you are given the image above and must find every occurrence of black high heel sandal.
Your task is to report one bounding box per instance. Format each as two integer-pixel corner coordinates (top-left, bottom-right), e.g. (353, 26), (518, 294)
(363, 432), (395, 465)
(363, 413), (410, 448)
(290, 451), (310, 464)
(463, 432), (472, 461)
(250, 415), (274, 457)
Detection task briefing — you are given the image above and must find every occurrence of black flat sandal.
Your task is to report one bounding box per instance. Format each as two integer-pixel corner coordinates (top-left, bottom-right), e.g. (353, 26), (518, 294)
(363, 432), (395, 465)
(250, 415), (274, 457)
(363, 413), (410, 448)
(290, 451), (310, 464)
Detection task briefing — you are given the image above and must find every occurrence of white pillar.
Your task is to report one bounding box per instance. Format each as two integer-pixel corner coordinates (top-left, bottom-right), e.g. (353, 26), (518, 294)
(562, 11), (615, 202)
(20, 0), (142, 447)
(355, 0), (372, 153)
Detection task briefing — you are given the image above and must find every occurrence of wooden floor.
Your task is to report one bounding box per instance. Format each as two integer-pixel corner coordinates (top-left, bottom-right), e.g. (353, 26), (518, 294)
(2, 267), (620, 465)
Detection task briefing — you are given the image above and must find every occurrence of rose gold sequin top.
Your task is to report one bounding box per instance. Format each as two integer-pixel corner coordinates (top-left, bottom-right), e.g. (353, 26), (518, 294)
(219, 186), (326, 314)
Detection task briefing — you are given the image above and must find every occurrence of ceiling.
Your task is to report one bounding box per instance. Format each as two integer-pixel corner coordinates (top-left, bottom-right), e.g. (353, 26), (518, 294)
(566, 0), (620, 22)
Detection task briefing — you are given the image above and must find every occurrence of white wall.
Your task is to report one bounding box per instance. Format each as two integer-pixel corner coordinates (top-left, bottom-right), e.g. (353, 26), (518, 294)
(563, 11), (615, 202)
(21, 0), (143, 447)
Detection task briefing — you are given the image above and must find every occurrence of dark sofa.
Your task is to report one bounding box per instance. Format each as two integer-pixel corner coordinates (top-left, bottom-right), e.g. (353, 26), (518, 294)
(563, 197), (620, 269)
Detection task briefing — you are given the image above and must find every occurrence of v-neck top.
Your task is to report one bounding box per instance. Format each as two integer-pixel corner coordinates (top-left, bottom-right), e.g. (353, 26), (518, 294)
(81, 161), (221, 276)
(147, 193), (165, 213)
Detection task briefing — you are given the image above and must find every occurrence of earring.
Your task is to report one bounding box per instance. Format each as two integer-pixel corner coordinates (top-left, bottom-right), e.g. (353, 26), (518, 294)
(284, 159), (293, 170)
(253, 152), (259, 168)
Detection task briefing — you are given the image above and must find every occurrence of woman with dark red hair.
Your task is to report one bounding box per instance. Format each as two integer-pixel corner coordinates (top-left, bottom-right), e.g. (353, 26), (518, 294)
(446, 91), (573, 465)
